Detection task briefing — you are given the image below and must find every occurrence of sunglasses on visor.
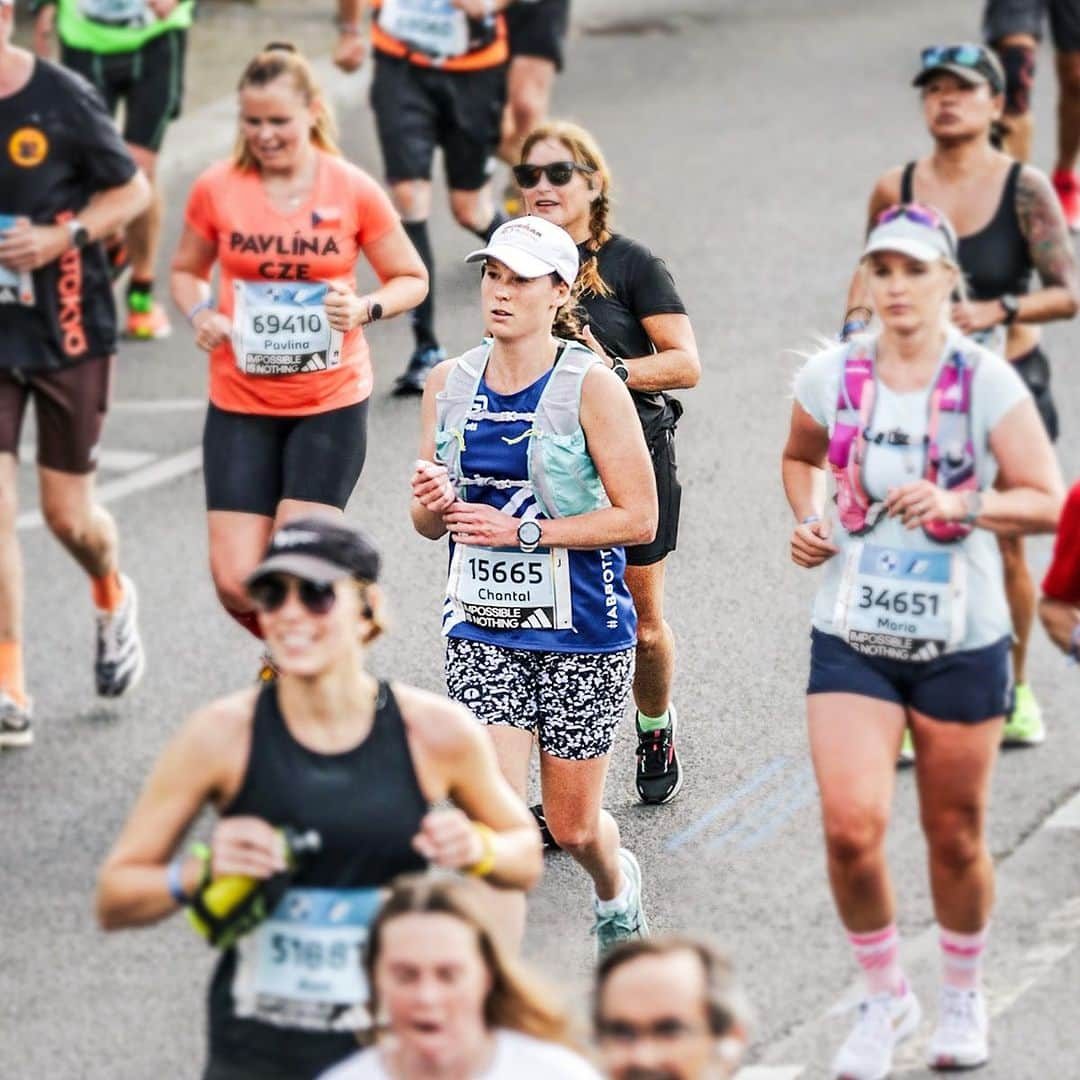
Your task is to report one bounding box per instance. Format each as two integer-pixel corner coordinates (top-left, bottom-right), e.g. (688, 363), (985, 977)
(874, 203), (958, 259)
(512, 161), (596, 188)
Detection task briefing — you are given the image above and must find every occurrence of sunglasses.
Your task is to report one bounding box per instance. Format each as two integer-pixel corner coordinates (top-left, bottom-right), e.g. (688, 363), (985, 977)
(874, 203), (957, 257)
(512, 161), (596, 189)
(249, 574), (338, 616)
(920, 44), (985, 69)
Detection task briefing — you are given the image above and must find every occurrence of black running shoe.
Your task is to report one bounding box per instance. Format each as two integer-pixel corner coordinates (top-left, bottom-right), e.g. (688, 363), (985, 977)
(393, 345), (445, 396)
(635, 703), (683, 805)
(530, 804), (560, 851)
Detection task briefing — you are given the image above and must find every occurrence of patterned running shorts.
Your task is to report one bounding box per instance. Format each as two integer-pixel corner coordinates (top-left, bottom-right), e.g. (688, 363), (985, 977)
(444, 639), (635, 760)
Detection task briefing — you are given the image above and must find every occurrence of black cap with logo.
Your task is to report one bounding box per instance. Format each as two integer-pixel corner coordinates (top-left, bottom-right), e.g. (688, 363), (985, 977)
(245, 517), (381, 590)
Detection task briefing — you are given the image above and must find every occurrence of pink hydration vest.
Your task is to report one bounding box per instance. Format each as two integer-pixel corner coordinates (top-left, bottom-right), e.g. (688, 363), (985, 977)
(827, 343), (978, 544)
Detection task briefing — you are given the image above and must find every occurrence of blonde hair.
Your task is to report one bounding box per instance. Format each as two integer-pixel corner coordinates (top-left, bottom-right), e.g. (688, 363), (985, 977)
(233, 44), (341, 170)
(521, 121), (614, 300)
(366, 875), (572, 1046)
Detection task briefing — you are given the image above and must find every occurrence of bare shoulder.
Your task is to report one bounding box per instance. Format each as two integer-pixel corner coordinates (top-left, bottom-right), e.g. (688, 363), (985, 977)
(870, 166), (906, 211)
(392, 683), (480, 757)
(183, 687), (259, 756)
(424, 356), (457, 395)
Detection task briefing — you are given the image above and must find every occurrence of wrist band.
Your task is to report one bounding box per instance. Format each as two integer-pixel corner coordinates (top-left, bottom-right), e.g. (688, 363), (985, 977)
(466, 823), (497, 878)
(840, 319), (867, 341)
(186, 299), (214, 326)
(801, 514), (821, 526)
(166, 857), (191, 906)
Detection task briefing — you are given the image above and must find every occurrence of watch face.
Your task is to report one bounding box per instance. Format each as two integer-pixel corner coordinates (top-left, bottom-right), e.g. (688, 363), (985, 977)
(370, 302), (383, 321)
(518, 520), (542, 545)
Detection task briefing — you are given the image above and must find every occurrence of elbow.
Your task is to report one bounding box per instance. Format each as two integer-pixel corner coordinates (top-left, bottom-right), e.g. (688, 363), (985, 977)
(681, 352), (702, 389)
(630, 506), (659, 546)
(95, 876), (122, 931)
(519, 831), (544, 892)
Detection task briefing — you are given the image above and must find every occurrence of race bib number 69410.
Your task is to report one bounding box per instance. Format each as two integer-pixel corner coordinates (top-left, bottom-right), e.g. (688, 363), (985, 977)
(232, 281), (343, 377)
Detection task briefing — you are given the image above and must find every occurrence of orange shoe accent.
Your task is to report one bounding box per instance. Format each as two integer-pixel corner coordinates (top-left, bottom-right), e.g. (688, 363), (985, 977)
(125, 302), (172, 340)
(0, 639), (27, 707)
(92, 571), (125, 613)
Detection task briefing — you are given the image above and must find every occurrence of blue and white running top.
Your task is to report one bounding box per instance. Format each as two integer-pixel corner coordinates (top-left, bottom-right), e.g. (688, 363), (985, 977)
(442, 362), (636, 654)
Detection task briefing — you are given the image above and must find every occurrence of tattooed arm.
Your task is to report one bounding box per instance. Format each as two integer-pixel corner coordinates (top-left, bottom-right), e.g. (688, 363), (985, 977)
(1013, 166), (1080, 324)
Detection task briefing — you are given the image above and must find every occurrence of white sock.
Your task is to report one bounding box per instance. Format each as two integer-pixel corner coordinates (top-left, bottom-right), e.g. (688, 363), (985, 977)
(594, 873), (632, 915)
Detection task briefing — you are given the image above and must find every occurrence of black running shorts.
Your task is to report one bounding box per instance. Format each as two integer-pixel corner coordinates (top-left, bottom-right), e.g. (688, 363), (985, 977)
(1011, 345), (1059, 441)
(61, 28), (186, 152)
(625, 426), (682, 567)
(202, 400), (369, 517)
(370, 54), (507, 191)
(984, 0), (1080, 53)
(506, 0), (571, 69)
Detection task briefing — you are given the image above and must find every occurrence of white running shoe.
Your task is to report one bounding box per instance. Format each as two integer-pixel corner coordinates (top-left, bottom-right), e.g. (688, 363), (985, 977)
(927, 987), (989, 1070)
(0, 689), (33, 748)
(95, 574), (145, 698)
(832, 988), (922, 1080)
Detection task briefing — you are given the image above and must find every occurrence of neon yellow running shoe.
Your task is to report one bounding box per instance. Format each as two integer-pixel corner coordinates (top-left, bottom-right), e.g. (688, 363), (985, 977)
(898, 728), (915, 766)
(1002, 683), (1046, 746)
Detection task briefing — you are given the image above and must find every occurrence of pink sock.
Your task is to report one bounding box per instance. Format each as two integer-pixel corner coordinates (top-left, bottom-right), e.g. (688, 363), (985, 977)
(847, 924), (906, 997)
(940, 925), (989, 991)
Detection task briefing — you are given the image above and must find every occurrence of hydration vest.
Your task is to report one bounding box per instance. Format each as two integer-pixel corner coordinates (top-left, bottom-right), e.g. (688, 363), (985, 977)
(434, 340), (610, 519)
(828, 341), (979, 544)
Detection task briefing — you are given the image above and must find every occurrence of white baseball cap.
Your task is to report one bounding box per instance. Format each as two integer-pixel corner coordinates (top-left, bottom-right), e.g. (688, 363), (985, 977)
(862, 206), (957, 264)
(466, 216), (579, 286)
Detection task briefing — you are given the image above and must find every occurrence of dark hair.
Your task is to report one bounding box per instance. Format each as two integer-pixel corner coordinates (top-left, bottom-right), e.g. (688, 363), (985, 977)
(594, 935), (746, 1038)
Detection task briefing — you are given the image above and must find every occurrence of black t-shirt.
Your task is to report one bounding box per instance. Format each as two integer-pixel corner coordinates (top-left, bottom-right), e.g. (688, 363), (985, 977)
(0, 59), (137, 371)
(574, 233), (687, 430)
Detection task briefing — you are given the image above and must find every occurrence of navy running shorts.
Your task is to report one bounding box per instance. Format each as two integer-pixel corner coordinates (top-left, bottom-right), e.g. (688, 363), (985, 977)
(807, 628), (1014, 724)
(984, 0), (1080, 53)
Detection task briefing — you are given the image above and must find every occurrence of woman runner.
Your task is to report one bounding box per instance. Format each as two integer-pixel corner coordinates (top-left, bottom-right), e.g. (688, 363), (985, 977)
(97, 517), (541, 1080)
(517, 120), (701, 806)
(786, 206), (1063, 1077)
(171, 44), (427, 653)
(410, 215), (657, 953)
(845, 43), (1079, 749)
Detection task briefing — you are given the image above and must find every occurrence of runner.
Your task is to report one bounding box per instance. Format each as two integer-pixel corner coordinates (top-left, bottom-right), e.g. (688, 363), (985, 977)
(321, 874), (600, 1079)
(0, 0), (151, 747)
(96, 518), (542, 1080)
(517, 121), (700, 805)
(410, 216), (657, 953)
(594, 937), (749, 1080)
(1039, 478), (1080, 656)
(170, 44), (427, 649)
(334, 0), (514, 395)
(31, 0), (195, 339)
(786, 205), (1063, 1076)
(498, 1), (571, 216)
(982, 1), (1080, 226)
(844, 44), (1079, 752)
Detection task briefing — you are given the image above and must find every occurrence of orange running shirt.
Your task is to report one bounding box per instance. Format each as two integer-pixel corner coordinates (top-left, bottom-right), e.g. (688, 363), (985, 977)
(184, 151), (399, 416)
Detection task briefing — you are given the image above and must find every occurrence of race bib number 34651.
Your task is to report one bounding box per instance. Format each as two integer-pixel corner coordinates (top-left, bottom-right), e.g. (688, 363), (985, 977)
(232, 281), (342, 377)
(835, 543), (966, 662)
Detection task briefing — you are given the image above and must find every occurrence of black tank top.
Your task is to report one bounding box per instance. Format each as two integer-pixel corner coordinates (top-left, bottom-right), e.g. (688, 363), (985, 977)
(207, 681), (428, 1078)
(901, 161), (1033, 301)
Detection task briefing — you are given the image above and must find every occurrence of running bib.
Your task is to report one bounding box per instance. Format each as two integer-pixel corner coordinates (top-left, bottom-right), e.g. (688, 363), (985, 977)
(447, 542), (573, 630)
(835, 542), (966, 662)
(231, 281), (342, 377)
(0, 216), (34, 307)
(78, 0), (153, 26)
(379, 0), (470, 58)
(233, 887), (381, 1033)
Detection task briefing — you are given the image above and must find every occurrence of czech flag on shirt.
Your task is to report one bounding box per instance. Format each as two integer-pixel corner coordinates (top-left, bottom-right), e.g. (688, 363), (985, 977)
(312, 207), (342, 229)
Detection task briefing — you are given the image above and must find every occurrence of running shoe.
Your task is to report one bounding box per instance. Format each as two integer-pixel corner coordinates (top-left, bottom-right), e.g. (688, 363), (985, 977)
(927, 987), (989, 1071)
(635, 703), (683, 804)
(591, 848), (649, 958)
(0, 690), (33, 748)
(393, 345), (445, 396)
(95, 574), (146, 698)
(831, 988), (921, 1080)
(1002, 683), (1046, 746)
(529, 803), (559, 851)
(898, 728), (915, 766)
(1053, 169), (1080, 232)
(125, 293), (172, 340)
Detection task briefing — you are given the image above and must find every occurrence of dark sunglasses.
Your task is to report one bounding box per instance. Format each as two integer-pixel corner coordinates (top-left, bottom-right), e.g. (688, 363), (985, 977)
(512, 161), (595, 189)
(249, 574), (338, 616)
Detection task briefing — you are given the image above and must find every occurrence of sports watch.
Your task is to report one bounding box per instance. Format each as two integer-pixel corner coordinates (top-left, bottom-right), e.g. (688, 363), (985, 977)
(999, 294), (1020, 325)
(366, 299), (383, 323)
(517, 520), (542, 552)
(611, 356), (630, 383)
(67, 219), (90, 249)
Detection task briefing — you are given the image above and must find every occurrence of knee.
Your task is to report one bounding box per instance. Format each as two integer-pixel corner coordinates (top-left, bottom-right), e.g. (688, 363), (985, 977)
(822, 806), (888, 869)
(209, 562), (253, 615)
(923, 808), (984, 872)
(42, 502), (87, 547)
(544, 807), (598, 854)
(0, 483), (17, 530)
(635, 615), (669, 654)
(450, 196), (484, 233)
(1059, 56), (1080, 96)
(510, 94), (544, 137)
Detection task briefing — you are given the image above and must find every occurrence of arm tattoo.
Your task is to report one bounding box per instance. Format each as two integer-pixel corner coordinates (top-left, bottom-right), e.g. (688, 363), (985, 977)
(1016, 167), (1080, 292)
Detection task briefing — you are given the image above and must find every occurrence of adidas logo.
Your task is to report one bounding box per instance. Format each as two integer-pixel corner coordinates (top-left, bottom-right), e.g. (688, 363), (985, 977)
(521, 609), (552, 630)
(910, 642), (941, 662)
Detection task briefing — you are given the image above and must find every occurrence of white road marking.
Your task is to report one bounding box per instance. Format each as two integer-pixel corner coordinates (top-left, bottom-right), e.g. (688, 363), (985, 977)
(737, 1068), (804, 1079)
(16, 446), (203, 532)
(1046, 789), (1080, 829)
(17, 445), (159, 472)
(110, 398), (205, 414)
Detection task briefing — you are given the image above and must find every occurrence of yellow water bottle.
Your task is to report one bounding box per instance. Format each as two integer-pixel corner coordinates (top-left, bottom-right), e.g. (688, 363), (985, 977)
(188, 827), (321, 948)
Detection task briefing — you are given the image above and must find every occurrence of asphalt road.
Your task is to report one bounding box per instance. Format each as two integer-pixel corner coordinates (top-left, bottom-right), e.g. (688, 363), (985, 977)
(3, 2), (1079, 1078)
